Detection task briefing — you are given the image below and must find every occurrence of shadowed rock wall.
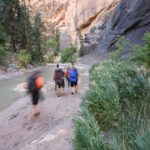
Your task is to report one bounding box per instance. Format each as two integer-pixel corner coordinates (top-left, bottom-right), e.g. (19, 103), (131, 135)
(84, 0), (150, 53)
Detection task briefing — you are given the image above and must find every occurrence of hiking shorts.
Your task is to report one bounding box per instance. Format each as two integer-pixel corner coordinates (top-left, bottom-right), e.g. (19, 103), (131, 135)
(31, 90), (39, 105)
(70, 81), (77, 87)
(56, 79), (65, 88)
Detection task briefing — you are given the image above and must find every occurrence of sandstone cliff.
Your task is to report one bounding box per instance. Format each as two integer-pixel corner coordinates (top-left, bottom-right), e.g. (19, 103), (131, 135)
(23, 0), (120, 50)
(24, 0), (150, 52)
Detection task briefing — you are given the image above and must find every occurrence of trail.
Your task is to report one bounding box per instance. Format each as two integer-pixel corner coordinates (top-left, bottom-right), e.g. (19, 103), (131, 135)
(0, 64), (89, 150)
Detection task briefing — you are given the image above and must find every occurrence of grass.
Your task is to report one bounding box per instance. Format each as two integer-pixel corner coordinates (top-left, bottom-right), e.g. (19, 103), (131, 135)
(73, 32), (150, 150)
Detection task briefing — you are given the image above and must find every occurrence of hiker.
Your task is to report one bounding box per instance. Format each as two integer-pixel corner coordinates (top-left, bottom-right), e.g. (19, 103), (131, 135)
(65, 66), (71, 87)
(69, 64), (78, 95)
(53, 64), (65, 97)
(25, 70), (44, 123)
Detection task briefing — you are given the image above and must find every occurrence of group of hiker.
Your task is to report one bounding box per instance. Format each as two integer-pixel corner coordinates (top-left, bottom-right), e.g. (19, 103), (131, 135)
(53, 63), (78, 97)
(24, 63), (79, 123)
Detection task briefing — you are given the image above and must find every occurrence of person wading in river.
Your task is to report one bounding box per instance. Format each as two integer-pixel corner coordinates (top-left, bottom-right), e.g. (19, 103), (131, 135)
(25, 70), (44, 123)
(69, 64), (79, 95)
(53, 64), (65, 97)
(65, 66), (71, 87)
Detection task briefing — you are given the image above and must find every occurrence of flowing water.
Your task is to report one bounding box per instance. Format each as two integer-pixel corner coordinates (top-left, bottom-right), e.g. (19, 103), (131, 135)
(0, 64), (88, 111)
(0, 65), (58, 111)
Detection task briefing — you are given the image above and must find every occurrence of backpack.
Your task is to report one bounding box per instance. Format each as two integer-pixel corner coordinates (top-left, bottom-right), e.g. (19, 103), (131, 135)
(55, 69), (64, 80)
(69, 69), (77, 82)
(65, 68), (70, 78)
(35, 77), (44, 89)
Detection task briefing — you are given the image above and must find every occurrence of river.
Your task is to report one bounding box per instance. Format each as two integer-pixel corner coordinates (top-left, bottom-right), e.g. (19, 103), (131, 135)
(0, 64), (88, 111)
(0, 65), (58, 111)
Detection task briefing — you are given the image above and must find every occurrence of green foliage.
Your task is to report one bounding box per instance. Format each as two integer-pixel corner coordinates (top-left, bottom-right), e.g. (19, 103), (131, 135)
(46, 38), (59, 56)
(61, 47), (77, 63)
(0, 22), (6, 45)
(73, 109), (106, 150)
(109, 33), (150, 68)
(47, 52), (55, 63)
(131, 32), (150, 68)
(0, 45), (8, 65)
(30, 12), (45, 62)
(0, 20), (7, 65)
(1, 0), (29, 52)
(74, 33), (150, 150)
(0, 1), (46, 64)
(109, 36), (129, 61)
(17, 50), (31, 67)
(74, 60), (150, 149)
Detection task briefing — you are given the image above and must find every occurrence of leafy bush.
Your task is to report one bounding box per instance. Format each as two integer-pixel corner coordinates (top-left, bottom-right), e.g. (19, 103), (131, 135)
(131, 32), (150, 68)
(46, 38), (59, 56)
(47, 52), (55, 63)
(109, 33), (150, 68)
(74, 33), (150, 150)
(17, 50), (31, 67)
(109, 36), (129, 61)
(61, 47), (77, 63)
(74, 61), (150, 149)
(88, 61), (150, 131)
(0, 45), (8, 65)
(73, 109), (106, 150)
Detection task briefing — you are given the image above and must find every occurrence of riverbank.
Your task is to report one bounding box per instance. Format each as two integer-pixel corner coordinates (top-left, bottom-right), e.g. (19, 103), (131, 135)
(0, 63), (44, 80)
(0, 63), (72, 80)
(0, 64), (89, 150)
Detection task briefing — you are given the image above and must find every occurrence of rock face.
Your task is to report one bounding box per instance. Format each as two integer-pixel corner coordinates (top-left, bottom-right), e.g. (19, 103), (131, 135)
(23, 0), (120, 50)
(84, 0), (150, 53)
(24, 0), (150, 52)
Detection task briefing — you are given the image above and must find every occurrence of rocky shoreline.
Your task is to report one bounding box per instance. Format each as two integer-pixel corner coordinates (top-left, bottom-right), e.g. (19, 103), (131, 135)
(0, 63), (45, 80)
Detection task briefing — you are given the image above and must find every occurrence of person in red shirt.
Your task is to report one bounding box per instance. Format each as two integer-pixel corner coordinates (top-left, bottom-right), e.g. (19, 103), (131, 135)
(53, 64), (65, 97)
(65, 66), (71, 87)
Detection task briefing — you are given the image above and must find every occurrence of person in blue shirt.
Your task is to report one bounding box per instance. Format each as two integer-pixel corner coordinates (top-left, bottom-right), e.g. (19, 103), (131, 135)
(69, 64), (78, 95)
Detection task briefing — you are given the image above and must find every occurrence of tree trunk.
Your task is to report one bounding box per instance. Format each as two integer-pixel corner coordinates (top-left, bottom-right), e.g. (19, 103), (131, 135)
(12, 40), (16, 52)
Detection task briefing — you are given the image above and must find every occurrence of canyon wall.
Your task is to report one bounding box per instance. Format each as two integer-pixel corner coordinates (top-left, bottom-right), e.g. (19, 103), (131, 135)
(83, 0), (150, 53)
(23, 0), (150, 52)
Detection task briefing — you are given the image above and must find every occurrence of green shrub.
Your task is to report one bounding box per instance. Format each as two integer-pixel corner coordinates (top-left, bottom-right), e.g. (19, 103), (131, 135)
(47, 52), (55, 63)
(17, 50), (31, 67)
(73, 109), (106, 150)
(109, 33), (150, 68)
(74, 33), (150, 150)
(90, 61), (150, 130)
(61, 47), (77, 63)
(74, 61), (150, 149)
(131, 32), (150, 68)
(46, 38), (59, 56)
(0, 45), (8, 65)
(109, 36), (129, 61)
